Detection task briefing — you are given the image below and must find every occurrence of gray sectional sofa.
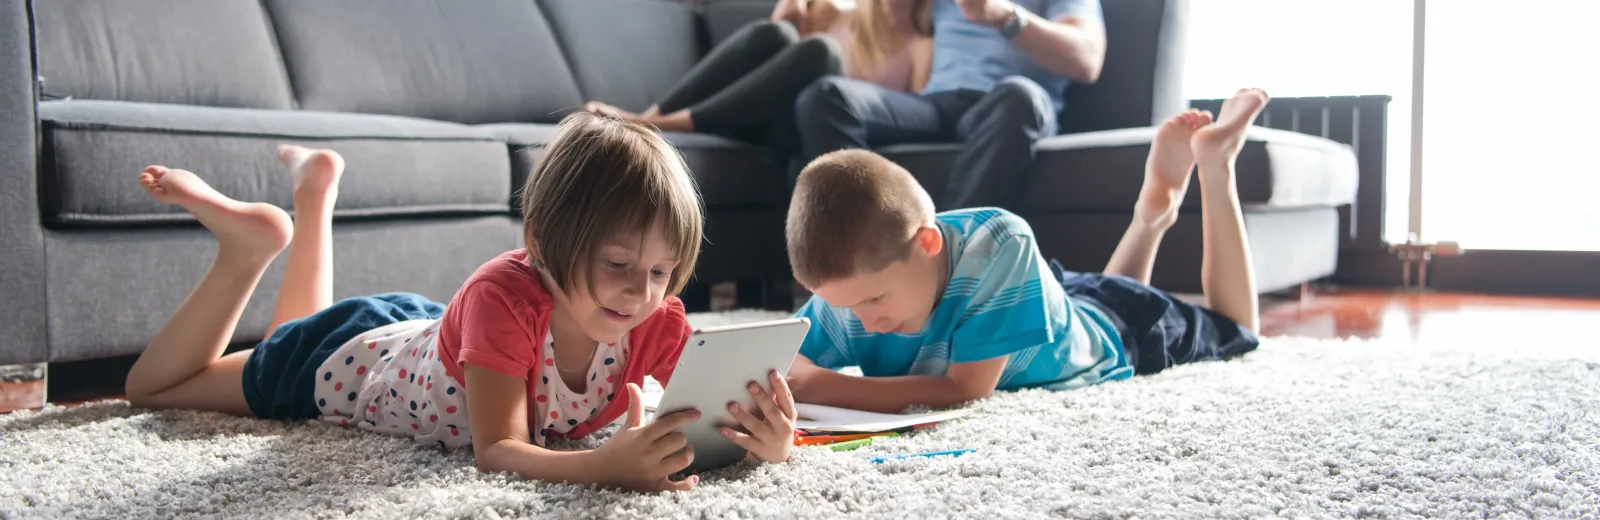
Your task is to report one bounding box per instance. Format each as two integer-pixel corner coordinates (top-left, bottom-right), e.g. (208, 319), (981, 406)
(1, 0), (1357, 372)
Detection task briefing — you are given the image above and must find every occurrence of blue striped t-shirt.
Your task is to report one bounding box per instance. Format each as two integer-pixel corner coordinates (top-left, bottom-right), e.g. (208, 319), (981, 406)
(794, 208), (1132, 391)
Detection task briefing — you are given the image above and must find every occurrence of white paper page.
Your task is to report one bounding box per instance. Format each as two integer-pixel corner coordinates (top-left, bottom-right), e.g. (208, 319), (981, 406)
(792, 403), (970, 432)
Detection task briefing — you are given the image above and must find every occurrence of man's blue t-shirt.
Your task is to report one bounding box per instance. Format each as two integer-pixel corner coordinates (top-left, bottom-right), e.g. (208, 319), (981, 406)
(923, 0), (1104, 113)
(793, 208), (1131, 391)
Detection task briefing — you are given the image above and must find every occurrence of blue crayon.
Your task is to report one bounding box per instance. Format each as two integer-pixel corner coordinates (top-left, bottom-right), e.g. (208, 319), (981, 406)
(868, 448), (975, 464)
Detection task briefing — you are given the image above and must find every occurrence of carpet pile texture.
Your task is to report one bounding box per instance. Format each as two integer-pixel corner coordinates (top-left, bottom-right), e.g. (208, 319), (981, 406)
(4, 309), (1598, 518)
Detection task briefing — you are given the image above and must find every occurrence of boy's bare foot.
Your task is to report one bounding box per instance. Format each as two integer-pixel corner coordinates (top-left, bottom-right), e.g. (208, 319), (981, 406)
(1136, 109), (1212, 228)
(1191, 88), (1270, 175)
(276, 145), (345, 204)
(139, 166), (292, 263)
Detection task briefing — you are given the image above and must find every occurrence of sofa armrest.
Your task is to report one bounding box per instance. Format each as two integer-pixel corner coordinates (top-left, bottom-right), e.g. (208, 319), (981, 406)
(0, 0), (48, 366)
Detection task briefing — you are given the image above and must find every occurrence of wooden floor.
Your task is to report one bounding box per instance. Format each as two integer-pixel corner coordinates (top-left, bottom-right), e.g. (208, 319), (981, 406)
(1259, 287), (1600, 347)
(5, 287), (1600, 414)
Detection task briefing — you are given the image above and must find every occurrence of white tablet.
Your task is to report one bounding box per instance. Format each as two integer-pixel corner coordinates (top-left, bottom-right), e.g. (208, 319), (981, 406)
(652, 317), (811, 474)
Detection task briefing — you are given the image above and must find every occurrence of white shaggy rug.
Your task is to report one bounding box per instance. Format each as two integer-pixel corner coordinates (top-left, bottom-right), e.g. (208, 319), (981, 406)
(4, 309), (1600, 519)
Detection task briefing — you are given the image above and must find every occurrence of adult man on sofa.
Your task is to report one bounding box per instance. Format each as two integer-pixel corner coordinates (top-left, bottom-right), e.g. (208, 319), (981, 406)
(793, 0), (1107, 211)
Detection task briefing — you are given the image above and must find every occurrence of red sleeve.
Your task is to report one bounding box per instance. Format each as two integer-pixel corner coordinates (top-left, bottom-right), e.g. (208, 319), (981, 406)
(646, 299), (693, 386)
(454, 281), (540, 379)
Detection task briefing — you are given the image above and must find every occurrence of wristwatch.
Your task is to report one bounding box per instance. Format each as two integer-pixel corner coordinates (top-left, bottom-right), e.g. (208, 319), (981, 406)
(1000, 4), (1027, 39)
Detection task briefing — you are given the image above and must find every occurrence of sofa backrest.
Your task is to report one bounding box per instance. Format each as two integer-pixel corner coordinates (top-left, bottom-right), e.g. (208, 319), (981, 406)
(1060, 0), (1187, 134)
(30, 0), (1183, 130)
(31, 0), (711, 125)
(701, 0), (780, 47)
(32, 0), (296, 110)
(262, 0), (585, 124)
(538, 0), (706, 114)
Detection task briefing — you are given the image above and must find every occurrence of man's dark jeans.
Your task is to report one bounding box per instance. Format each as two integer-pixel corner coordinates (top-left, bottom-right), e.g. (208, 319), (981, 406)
(792, 75), (1058, 211)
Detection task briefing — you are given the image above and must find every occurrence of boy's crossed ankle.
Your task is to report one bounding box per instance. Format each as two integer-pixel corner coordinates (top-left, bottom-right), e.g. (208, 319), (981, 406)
(1136, 109), (1212, 228)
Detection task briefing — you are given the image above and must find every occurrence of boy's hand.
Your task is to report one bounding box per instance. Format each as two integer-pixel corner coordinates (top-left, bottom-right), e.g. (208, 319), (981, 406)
(785, 359), (825, 403)
(592, 383), (702, 493)
(721, 370), (797, 463)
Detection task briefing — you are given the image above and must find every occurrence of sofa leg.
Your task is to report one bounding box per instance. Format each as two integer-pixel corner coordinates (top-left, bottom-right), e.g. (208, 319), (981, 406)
(0, 362), (47, 413)
(1293, 282), (1314, 302)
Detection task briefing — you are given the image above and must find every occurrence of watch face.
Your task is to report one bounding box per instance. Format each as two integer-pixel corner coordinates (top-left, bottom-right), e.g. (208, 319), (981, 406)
(1004, 8), (1024, 37)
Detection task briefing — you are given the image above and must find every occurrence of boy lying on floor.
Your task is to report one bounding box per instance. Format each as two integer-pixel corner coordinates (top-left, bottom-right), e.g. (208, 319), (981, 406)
(783, 89), (1273, 413)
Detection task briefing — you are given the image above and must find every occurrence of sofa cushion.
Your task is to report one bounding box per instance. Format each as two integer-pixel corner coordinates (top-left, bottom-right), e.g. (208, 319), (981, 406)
(539, 0), (703, 113)
(263, 0), (584, 124)
(38, 100), (512, 227)
(881, 126), (1358, 213)
(1026, 207), (1340, 295)
(45, 217), (523, 362)
(33, 0), (294, 109)
(481, 124), (786, 208)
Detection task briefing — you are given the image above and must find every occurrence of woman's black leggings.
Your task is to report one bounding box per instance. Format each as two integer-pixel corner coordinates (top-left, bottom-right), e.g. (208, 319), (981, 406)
(655, 20), (843, 146)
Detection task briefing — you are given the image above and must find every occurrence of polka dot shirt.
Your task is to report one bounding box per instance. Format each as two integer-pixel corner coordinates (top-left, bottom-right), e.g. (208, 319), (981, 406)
(310, 320), (628, 449)
(311, 319), (470, 448)
(530, 332), (628, 446)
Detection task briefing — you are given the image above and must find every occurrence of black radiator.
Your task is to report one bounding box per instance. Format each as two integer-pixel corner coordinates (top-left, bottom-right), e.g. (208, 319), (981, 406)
(1191, 95), (1395, 257)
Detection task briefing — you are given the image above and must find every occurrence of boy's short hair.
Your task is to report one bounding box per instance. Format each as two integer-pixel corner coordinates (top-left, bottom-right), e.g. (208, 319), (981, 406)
(786, 149), (935, 287)
(520, 111), (704, 298)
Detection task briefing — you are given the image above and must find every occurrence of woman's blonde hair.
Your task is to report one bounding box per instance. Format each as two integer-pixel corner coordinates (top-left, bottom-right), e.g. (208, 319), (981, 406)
(846, 0), (932, 74)
(519, 112), (705, 300)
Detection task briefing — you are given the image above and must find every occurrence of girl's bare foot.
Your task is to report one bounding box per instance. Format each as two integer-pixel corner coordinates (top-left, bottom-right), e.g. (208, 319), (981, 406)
(276, 145), (345, 205)
(1191, 88), (1270, 175)
(583, 101), (644, 122)
(643, 109), (695, 132)
(1136, 109), (1212, 228)
(139, 166), (292, 263)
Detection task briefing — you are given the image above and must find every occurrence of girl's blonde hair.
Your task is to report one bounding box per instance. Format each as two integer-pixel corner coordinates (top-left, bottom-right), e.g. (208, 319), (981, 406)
(519, 112), (705, 300)
(846, 0), (932, 74)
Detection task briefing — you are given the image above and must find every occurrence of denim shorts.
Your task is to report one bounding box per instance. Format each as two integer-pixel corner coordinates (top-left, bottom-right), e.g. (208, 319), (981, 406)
(240, 292), (446, 419)
(1049, 260), (1260, 376)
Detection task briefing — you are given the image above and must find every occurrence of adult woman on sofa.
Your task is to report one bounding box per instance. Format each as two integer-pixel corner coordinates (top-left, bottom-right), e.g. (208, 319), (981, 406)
(583, 0), (932, 148)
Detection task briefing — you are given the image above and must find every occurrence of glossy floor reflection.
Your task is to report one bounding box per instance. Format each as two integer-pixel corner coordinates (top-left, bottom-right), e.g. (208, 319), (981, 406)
(1261, 288), (1600, 349)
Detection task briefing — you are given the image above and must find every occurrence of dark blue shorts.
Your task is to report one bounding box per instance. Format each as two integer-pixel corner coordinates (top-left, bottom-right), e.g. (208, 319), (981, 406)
(1049, 260), (1260, 376)
(241, 292), (446, 419)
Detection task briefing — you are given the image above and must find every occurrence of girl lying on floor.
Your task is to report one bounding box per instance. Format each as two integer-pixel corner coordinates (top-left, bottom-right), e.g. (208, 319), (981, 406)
(122, 112), (797, 493)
